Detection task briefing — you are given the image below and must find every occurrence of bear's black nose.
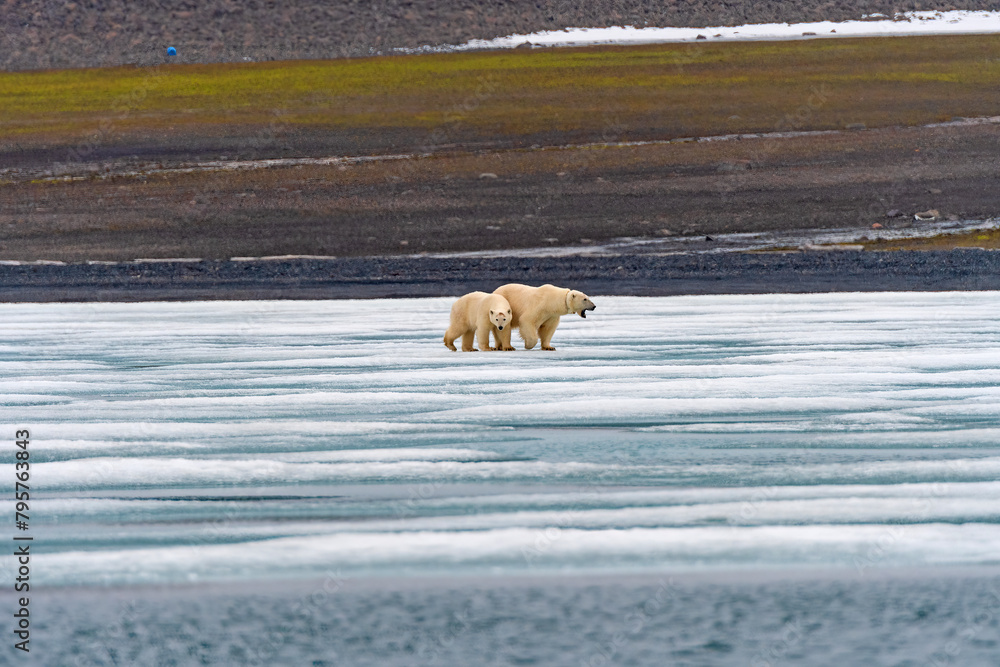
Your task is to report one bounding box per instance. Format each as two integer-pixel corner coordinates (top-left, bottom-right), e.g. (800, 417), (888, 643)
(498, 326), (504, 330)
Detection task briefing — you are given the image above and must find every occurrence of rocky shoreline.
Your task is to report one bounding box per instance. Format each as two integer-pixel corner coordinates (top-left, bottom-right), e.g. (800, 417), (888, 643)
(3, 250), (999, 302)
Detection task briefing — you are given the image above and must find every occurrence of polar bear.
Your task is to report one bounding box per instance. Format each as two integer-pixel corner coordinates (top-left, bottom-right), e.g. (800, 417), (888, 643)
(492, 283), (595, 350)
(443, 291), (513, 351)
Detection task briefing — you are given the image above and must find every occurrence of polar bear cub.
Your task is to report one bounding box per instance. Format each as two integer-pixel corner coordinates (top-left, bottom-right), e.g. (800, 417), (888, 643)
(492, 283), (595, 350)
(443, 291), (513, 351)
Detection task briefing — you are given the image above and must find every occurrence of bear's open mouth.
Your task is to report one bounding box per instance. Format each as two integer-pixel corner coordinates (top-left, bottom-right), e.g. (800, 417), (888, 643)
(580, 305), (596, 318)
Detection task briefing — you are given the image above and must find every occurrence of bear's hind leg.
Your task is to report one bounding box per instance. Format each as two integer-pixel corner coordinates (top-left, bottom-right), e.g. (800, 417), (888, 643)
(461, 331), (477, 352)
(443, 326), (460, 351)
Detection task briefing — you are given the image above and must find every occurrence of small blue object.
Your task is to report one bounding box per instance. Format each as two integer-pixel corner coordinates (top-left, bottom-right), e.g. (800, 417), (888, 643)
(167, 47), (177, 57)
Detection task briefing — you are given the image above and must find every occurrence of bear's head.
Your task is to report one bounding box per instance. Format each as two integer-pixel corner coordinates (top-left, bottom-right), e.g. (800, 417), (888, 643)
(567, 290), (596, 318)
(490, 306), (511, 331)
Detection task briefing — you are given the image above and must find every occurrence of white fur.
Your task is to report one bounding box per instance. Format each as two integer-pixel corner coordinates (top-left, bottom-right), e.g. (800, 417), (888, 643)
(492, 283), (595, 350)
(443, 291), (512, 351)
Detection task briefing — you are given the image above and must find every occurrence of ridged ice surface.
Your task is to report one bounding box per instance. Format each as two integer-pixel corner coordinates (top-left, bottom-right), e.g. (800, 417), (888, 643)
(2, 293), (1000, 587)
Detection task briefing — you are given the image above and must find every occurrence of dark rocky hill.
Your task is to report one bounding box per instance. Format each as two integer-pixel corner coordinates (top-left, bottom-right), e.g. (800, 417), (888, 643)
(1, 1), (996, 71)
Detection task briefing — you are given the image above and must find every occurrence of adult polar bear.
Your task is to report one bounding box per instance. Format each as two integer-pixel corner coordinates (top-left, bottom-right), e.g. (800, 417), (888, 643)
(443, 291), (512, 351)
(493, 283), (596, 351)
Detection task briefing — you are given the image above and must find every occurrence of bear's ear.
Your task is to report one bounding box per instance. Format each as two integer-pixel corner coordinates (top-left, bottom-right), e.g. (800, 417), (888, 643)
(490, 310), (494, 315)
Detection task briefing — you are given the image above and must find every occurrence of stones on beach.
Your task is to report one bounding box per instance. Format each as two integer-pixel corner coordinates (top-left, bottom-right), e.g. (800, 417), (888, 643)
(914, 209), (940, 221)
(478, 172), (498, 180)
(871, 223), (883, 229)
(696, 34), (707, 40)
(886, 209), (903, 218)
(657, 229), (674, 236)
(845, 123), (867, 131)
(717, 160), (751, 172)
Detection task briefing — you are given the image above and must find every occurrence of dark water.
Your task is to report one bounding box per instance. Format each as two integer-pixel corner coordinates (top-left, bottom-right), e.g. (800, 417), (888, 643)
(29, 569), (1000, 667)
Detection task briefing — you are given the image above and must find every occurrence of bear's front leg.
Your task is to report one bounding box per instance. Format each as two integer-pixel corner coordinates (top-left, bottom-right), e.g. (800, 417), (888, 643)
(477, 326), (495, 352)
(494, 326), (515, 351)
(539, 316), (561, 351)
(521, 323), (539, 350)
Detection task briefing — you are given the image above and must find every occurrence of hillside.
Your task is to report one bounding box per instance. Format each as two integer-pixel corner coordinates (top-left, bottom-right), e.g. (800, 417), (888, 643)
(2, 0), (996, 71)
